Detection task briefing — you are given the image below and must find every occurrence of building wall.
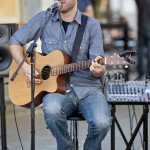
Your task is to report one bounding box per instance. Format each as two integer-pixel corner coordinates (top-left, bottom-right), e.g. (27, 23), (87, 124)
(23, 0), (54, 22)
(110, 0), (137, 30)
(0, 0), (17, 17)
(0, 0), (21, 24)
(0, 0), (54, 25)
(41, 0), (54, 10)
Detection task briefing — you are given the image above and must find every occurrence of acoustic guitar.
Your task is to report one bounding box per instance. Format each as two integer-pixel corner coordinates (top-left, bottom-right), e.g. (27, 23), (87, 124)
(8, 50), (129, 108)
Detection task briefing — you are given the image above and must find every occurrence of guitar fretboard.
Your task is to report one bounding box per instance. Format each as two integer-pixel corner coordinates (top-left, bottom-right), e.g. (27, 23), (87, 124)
(51, 60), (92, 76)
(50, 56), (128, 76)
(41, 55), (128, 78)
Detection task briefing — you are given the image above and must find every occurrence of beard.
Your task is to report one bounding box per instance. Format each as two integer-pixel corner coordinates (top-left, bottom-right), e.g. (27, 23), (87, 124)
(59, 4), (75, 13)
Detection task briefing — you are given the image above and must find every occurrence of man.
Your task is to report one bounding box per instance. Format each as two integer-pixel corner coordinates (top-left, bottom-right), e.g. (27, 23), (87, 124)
(9, 0), (112, 149)
(78, 0), (95, 17)
(135, 0), (150, 78)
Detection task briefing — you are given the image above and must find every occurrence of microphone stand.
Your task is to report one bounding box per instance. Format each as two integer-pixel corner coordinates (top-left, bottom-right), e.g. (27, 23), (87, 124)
(0, 77), (7, 150)
(11, 8), (57, 150)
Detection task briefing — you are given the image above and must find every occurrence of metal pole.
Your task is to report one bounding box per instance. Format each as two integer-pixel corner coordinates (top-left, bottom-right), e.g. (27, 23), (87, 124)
(0, 77), (7, 150)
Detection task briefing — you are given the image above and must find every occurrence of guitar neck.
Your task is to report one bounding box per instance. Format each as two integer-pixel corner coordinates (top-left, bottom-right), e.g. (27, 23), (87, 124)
(51, 60), (90, 75)
(50, 54), (128, 76)
(51, 58), (105, 76)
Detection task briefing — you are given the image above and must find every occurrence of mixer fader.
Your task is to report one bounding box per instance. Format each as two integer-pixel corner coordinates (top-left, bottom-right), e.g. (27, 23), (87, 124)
(106, 81), (150, 104)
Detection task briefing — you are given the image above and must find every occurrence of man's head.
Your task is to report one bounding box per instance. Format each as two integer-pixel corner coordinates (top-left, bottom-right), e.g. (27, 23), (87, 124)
(55, 0), (78, 13)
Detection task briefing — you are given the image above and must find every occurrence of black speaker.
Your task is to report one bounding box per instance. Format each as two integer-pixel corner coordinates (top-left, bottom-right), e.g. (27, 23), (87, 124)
(0, 24), (18, 77)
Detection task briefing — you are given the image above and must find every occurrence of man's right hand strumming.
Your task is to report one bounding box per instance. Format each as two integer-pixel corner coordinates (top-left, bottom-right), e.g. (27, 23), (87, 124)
(22, 62), (41, 84)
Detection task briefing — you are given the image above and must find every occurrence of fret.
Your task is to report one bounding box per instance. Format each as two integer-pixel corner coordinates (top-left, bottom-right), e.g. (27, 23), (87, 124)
(50, 55), (128, 76)
(59, 66), (62, 74)
(56, 67), (58, 74)
(51, 60), (91, 76)
(57, 67), (59, 74)
(104, 58), (106, 65)
(83, 61), (85, 69)
(60, 66), (63, 74)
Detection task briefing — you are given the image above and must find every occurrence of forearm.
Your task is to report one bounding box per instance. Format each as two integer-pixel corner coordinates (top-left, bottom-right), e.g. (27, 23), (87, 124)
(9, 45), (40, 83)
(9, 45), (24, 64)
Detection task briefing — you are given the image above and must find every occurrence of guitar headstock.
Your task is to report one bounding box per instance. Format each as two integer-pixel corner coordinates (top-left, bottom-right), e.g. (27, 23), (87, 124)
(104, 50), (136, 69)
(105, 54), (130, 69)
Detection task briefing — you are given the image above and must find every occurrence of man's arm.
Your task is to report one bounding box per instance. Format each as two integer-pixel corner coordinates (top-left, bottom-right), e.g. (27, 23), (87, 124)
(88, 19), (106, 78)
(9, 45), (40, 83)
(8, 11), (46, 83)
(9, 45), (24, 64)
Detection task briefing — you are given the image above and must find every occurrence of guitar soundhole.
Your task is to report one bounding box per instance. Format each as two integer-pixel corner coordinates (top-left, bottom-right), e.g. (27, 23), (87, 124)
(41, 65), (51, 80)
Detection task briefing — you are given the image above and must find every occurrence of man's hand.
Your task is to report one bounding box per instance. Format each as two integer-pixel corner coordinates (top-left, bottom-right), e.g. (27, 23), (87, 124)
(22, 62), (41, 84)
(90, 56), (106, 78)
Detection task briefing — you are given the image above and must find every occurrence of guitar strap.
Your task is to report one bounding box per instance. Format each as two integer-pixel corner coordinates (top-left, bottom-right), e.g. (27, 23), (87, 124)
(71, 14), (88, 63)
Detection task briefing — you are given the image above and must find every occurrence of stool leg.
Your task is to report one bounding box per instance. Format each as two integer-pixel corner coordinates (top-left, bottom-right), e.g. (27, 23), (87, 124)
(73, 120), (78, 150)
(70, 121), (73, 139)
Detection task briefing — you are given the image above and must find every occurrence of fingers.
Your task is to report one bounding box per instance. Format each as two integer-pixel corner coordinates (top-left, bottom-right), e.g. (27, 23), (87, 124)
(90, 63), (95, 71)
(22, 63), (41, 84)
(33, 77), (41, 84)
(35, 70), (39, 77)
(91, 59), (102, 69)
(90, 56), (103, 72)
(25, 74), (41, 84)
(92, 60), (101, 68)
(90, 61), (102, 72)
(26, 76), (41, 84)
(28, 71), (41, 84)
(34, 70), (41, 84)
(94, 56), (102, 62)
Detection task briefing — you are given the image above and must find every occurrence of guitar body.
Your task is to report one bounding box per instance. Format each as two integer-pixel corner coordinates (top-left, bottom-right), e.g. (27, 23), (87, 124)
(8, 50), (71, 108)
(9, 49), (130, 107)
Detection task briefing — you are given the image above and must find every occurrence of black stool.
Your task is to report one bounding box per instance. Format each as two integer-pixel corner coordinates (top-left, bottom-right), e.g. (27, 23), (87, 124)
(67, 113), (85, 150)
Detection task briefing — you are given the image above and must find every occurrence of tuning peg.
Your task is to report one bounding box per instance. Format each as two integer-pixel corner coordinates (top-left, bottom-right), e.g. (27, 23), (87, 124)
(113, 65), (116, 69)
(130, 50), (136, 56)
(119, 65), (122, 69)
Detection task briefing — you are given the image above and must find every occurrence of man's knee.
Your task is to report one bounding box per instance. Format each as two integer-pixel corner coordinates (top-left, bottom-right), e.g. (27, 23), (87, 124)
(43, 93), (63, 114)
(43, 95), (62, 121)
(45, 103), (61, 114)
(90, 117), (112, 134)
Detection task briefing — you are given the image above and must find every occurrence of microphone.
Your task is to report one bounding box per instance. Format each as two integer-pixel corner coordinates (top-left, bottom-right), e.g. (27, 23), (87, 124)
(47, 1), (61, 12)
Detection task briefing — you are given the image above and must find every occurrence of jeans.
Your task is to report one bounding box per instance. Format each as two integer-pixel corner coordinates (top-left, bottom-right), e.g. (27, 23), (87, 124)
(137, 28), (150, 77)
(42, 87), (112, 150)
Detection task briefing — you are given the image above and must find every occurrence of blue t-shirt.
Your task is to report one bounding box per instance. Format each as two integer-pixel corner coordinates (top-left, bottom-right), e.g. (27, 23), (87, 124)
(78, 0), (92, 12)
